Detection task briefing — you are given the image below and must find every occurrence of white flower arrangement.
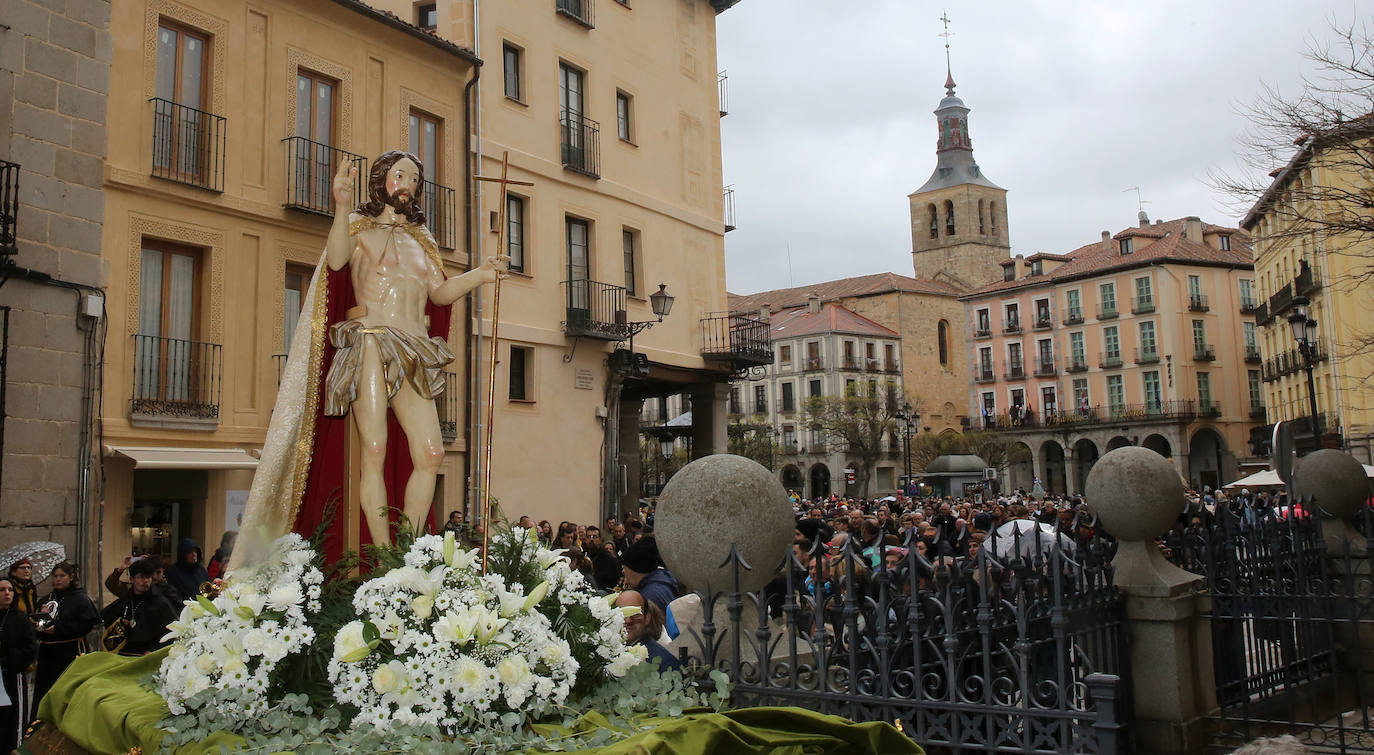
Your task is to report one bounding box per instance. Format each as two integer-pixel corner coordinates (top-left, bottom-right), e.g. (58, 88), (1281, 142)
(155, 533), (324, 717)
(327, 528), (644, 734)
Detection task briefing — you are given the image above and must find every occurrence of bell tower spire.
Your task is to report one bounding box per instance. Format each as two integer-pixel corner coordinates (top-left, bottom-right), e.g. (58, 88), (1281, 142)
(940, 10), (955, 95)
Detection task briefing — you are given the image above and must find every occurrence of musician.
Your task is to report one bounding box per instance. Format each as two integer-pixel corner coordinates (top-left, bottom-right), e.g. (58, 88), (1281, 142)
(32, 563), (99, 707)
(99, 559), (177, 657)
(0, 577), (37, 752)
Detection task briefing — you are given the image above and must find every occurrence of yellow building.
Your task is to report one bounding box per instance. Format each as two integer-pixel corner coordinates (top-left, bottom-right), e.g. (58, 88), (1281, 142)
(960, 216), (1261, 492)
(97, 0), (479, 591)
(1241, 131), (1374, 461)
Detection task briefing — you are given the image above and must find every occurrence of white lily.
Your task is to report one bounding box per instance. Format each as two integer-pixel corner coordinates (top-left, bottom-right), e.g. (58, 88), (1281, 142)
(433, 608), (479, 646)
(522, 581), (551, 612)
(537, 549), (567, 570)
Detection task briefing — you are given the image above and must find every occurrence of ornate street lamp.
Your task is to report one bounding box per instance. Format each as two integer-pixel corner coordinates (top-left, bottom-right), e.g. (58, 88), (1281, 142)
(895, 401), (915, 494)
(648, 283), (675, 321)
(1287, 295), (1322, 445)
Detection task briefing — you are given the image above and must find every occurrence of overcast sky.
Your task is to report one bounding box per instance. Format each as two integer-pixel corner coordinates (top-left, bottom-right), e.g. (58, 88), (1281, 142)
(716, 0), (1361, 295)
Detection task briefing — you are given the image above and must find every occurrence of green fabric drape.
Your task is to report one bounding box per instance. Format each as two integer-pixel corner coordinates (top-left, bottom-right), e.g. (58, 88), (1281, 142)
(34, 651), (920, 755)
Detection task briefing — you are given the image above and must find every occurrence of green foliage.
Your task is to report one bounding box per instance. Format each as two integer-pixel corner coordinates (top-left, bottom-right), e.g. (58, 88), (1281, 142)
(802, 380), (903, 495)
(908, 429), (1031, 474)
(725, 415), (784, 470)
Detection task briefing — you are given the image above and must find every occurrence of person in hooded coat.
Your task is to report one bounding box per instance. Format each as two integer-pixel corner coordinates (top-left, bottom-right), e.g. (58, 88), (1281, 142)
(33, 562), (99, 709)
(165, 539), (210, 603)
(0, 576), (37, 752)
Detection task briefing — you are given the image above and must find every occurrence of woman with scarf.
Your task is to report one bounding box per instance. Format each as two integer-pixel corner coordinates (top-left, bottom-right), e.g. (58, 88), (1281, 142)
(5, 560), (37, 617)
(0, 577), (37, 751)
(32, 563), (99, 707)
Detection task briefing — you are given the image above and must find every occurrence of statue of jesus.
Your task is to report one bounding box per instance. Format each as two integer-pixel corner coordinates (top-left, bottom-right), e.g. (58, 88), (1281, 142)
(326, 152), (504, 545)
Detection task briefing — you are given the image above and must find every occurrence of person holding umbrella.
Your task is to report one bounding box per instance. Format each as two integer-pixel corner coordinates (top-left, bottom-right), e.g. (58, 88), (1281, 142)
(0, 576), (37, 751)
(32, 562), (100, 708)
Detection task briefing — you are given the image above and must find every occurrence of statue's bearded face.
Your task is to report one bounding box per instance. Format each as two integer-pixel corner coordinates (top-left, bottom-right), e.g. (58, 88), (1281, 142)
(385, 157), (420, 210)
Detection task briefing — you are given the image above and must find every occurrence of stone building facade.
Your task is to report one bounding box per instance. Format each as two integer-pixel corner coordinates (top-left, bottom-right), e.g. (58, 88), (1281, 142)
(0, 0), (111, 568)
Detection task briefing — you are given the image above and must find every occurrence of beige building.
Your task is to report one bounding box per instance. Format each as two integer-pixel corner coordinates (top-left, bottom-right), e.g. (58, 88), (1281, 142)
(0, 0), (110, 568)
(961, 216), (1261, 493)
(1241, 130), (1374, 461)
(95, 0), (479, 590)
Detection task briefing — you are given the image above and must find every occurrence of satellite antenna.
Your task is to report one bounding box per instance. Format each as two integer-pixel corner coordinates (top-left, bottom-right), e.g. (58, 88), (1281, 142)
(1123, 186), (1152, 214)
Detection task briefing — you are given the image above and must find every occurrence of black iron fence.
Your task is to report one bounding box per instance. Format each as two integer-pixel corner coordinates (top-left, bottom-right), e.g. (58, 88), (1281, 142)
(562, 279), (627, 340)
(1263, 345), (1329, 382)
(0, 160), (17, 258)
(130, 334), (222, 420)
(559, 110), (601, 178)
(419, 179), (458, 251)
(1188, 294), (1210, 312)
(439, 370), (459, 444)
(678, 526), (1129, 753)
(150, 98), (225, 192)
(1164, 497), (1374, 752)
(700, 311), (772, 367)
(283, 137), (365, 216)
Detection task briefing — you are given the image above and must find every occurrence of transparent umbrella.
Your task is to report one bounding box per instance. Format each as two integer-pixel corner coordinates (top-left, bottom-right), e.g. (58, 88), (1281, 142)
(0, 541), (67, 583)
(991, 519), (1074, 560)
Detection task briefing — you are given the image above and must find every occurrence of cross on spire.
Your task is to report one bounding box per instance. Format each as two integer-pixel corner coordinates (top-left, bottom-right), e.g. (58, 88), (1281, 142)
(938, 10), (956, 95)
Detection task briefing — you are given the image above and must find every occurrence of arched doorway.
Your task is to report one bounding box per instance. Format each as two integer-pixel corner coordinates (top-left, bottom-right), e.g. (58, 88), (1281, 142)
(1040, 440), (1066, 495)
(1188, 428), (1227, 491)
(1142, 434), (1172, 459)
(1008, 442), (1034, 493)
(808, 463), (831, 500)
(1073, 439), (1099, 495)
(1106, 436), (1133, 451)
(780, 464), (803, 496)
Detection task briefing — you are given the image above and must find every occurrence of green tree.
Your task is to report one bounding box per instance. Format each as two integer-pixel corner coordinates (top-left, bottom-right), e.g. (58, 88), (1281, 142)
(907, 429), (1031, 484)
(803, 381), (899, 497)
(726, 415), (784, 470)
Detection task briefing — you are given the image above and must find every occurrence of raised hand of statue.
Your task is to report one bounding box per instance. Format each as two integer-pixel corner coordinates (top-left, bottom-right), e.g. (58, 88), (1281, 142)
(333, 158), (357, 213)
(480, 255), (511, 283)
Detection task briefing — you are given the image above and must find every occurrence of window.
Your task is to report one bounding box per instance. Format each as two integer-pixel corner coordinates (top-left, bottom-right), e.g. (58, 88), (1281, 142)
(1041, 386), (1057, 414)
(729, 387), (740, 415)
(1003, 265), (1015, 282)
(1034, 298), (1050, 326)
(1143, 371), (1161, 410)
(1134, 276), (1152, 308)
(1243, 322), (1257, 353)
(1030, 259), (1043, 276)
(416, 2), (437, 29)
(981, 392), (996, 421)
(1192, 319), (1206, 350)
(978, 346), (993, 374)
(508, 345), (532, 401)
(778, 344), (792, 365)
(1004, 303), (1019, 329)
(842, 340), (855, 368)
(1119, 237), (1133, 255)
(927, 204), (938, 240)
(154, 22), (214, 185)
(288, 70), (338, 210)
(1187, 275), (1202, 299)
(1007, 342), (1023, 371)
(1099, 282), (1116, 315)
(621, 228), (638, 296)
(1248, 370), (1262, 409)
(806, 341), (820, 368)
(1037, 338), (1053, 365)
(1239, 278), (1254, 307)
(976, 308), (990, 334)
(845, 378), (856, 395)
(1066, 289), (1082, 320)
(1197, 372), (1212, 408)
(989, 201), (998, 234)
(1072, 378), (1089, 412)
(884, 344), (896, 371)
(944, 200), (955, 236)
(1106, 375), (1125, 412)
(754, 385), (766, 414)
(1010, 388), (1025, 410)
(978, 199), (986, 235)
(558, 63), (587, 171)
(565, 217), (590, 310)
(1139, 321), (1156, 357)
(1104, 326), (1120, 359)
(937, 321), (949, 365)
(408, 110), (440, 175)
(615, 91), (633, 142)
(781, 382), (795, 412)
(283, 265), (311, 350)
(137, 242), (201, 403)
(1070, 331), (1085, 365)
(1219, 234), (1231, 251)
(783, 425), (796, 449)
(506, 195), (525, 273)
(502, 43), (523, 101)
(809, 379), (822, 398)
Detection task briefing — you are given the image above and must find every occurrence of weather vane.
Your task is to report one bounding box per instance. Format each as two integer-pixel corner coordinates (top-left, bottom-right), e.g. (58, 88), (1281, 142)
(939, 10), (955, 93)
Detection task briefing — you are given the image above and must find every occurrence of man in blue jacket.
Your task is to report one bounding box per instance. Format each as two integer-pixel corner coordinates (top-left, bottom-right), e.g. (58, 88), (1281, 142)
(619, 539), (679, 615)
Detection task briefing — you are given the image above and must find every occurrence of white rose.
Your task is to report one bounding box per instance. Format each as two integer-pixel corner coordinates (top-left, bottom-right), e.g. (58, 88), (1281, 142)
(334, 620), (372, 663)
(371, 660), (408, 695)
(412, 594), (435, 620)
(266, 583), (303, 612)
(194, 654), (217, 675)
(497, 655), (530, 688)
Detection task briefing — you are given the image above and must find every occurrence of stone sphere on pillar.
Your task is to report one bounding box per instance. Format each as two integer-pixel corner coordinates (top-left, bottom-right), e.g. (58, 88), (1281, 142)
(1084, 446), (1186, 541)
(1294, 449), (1371, 519)
(655, 453), (795, 595)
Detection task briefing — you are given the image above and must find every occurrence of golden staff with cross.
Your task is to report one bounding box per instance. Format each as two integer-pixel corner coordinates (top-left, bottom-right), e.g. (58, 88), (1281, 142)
(473, 151), (532, 572)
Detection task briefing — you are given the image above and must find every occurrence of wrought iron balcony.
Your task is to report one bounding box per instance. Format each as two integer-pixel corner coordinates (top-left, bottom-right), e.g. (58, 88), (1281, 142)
(1065, 356), (1088, 373)
(1063, 308), (1084, 326)
(989, 400), (1202, 431)
(1134, 347), (1159, 365)
(1269, 282), (1293, 316)
(1131, 296), (1155, 315)
(559, 110), (601, 178)
(754, 399), (767, 415)
(562, 279), (628, 341)
(803, 356), (824, 372)
(0, 160), (16, 260)
(283, 137), (365, 216)
(1097, 304), (1118, 320)
(439, 370), (460, 444)
(1250, 404), (1266, 420)
(1199, 400), (1221, 418)
(839, 356), (861, 371)
(1104, 400), (1197, 423)
(1004, 360), (1025, 380)
(1034, 356), (1057, 376)
(1296, 264), (1321, 295)
(150, 98), (225, 192)
(419, 179), (458, 250)
(718, 70), (729, 117)
(1244, 345), (1261, 364)
(1188, 294), (1210, 312)
(130, 334), (222, 421)
(883, 361), (900, 374)
(1193, 344), (1216, 362)
(1032, 313), (1053, 331)
(722, 185), (736, 232)
(973, 325), (992, 339)
(700, 311), (773, 368)
(1240, 297), (1258, 315)
(1003, 318), (1021, 334)
(1254, 300), (1271, 324)
(1099, 351), (1122, 369)
(974, 365), (996, 383)
(555, 0), (594, 27)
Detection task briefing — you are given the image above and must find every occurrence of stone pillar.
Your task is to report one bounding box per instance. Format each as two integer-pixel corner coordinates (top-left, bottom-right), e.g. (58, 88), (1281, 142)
(1087, 447), (1217, 754)
(690, 382), (729, 459)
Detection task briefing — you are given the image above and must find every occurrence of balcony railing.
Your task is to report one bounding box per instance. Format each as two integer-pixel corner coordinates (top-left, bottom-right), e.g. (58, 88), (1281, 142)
(1134, 347), (1159, 365)
(559, 110), (601, 178)
(723, 185), (736, 232)
(1244, 345), (1261, 364)
(1131, 296), (1155, 314)
(1003, 318), (1021, 334)
(1296, 265), (1321, 295)
(973, 325), (992, 339)
(700, 311), (773, 368)
(1193, 344), (1216, 362)
(1261, 345), (1330, 382)
(283, 137), (365, 216)
(1034, 355), (1057, 376)
(974, 366), (996, 383)
(0, 160), (16, 259)
(1063, 308), (1084, 326)
(1199, 400), (1221, 418)
(1269, 282), (1293, 317)
(1065, 356), (1088, 373)
(1188, 294), (1210, 312)
(562, 279), (628, 341)
(718, 70), (729, 117)
(420, 179), (458, 250)
(1004, 360), (1025, 380)
(840, 357), (860, 371)
(151, 98), (226, 192)
(754, 400), (767, 415)
(987, 400), (1202, 431)
(1097, 304), (1118, 320)
(1099, 351), (1122, 369)
(803, 356), (824, 371)
(130, 334), (222, 421)
(555, 0), (594, 27)
(439, 370), (460, 444)
(1250, 404), (1266, 420)
(883, 361), (900, 374)
(1032, 313), (1053, 330)
(1240, 297), (1258, 315)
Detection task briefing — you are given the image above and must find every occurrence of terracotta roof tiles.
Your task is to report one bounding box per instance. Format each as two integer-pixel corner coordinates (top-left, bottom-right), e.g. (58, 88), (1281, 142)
(769, 303), (900, 339)
(729, 272), (960, 314)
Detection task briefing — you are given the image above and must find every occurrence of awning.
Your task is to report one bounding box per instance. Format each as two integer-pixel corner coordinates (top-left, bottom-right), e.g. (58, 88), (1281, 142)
(104, 446), (259, 470)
